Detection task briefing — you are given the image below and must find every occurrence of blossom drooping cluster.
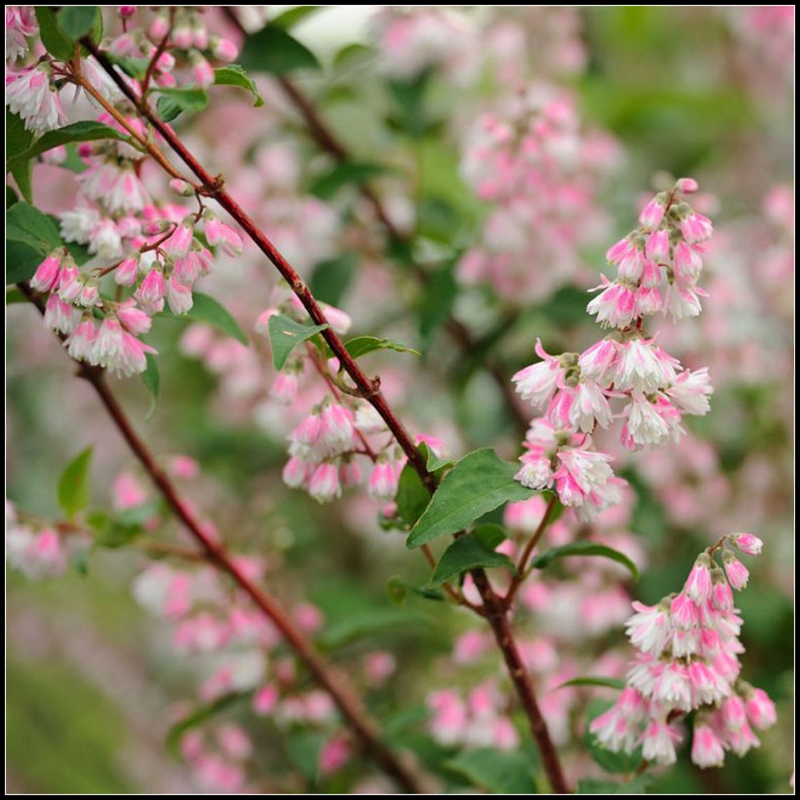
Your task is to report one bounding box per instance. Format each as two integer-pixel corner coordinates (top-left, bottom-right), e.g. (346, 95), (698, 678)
(590, 533), (776, 768)
(256, 291), (447, 506)
(8, 9), (246, 378)
(457, 85), (618, 302)
(512, 180), (715, 520)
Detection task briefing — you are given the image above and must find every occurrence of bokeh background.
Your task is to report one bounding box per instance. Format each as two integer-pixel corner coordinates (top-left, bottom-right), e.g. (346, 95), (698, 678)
(7, 6), (794, 794)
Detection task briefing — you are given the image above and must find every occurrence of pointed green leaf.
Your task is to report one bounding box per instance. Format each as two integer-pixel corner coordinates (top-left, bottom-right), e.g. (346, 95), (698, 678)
(431, 535), (515, 586)
(344, 336), (420, 360)
(185, 292), (248, 345)
(141, 353), (159, 421)
(417, 441), (454, 473)
(57, 447), (93, 521)
(8, 121), (128, 168)
(270, 6), (322, 30)
(213, 65), (264, 107)
(6, 241), (44, 285)
(7, 202), (62, 252)
(35, 7), (75, 61)
(240, 25), (321, 75)
(529, 541), (639, 580)
(309, 252), (357, 306)
(407, 449), (535, 548)
(267, 314), (328, 370)
(57, 7), (99, 39)
(396, 464), (430, 527)
(6, 287), (26, 305)
(447, 748), (538, 794)
(472, 523), (507, 550)
(155, 87), (209, 122)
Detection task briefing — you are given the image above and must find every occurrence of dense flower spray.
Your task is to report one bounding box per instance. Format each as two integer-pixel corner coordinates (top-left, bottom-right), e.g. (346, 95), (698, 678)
(590, 533), (775, 768)
(512, 179), (714, 520)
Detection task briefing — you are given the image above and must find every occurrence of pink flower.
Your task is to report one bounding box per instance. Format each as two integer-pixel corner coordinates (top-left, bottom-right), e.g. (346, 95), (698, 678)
(319, 403), (355, 453)
(30, 253), (62, 292)
(217, 724), (252, 761)
(191, 55), (215, 88)
(673, 241), (703, 283)
(308, 463), (341, 503)
(43, 294), (78, 334)
(282, 457), (311, 489)
(638, 197), (665, 231)
(205, 216), (244, 257)
(167, 275), (194, 315)
(578, 338), (620, 387)
(368, 459), (400, 502)
(253, 685), (279, 716)
(115, 256), (140, 286)
(680, 212), (713, 243)
(6, 65), (66, 132)
(65, 318), (99, 361)
(135, 269), (166, 314)
(653, 662), (692, 711)
(625, 600), (671, 656)
(512, 338), (564, 409)
(641, 717), (681, 765)
(553, 447), (622, 520)
(692, 722), (725, 768)
(586, 279), (637, 328)
(684, 554), (713, 603)
(319, 736), (351, 776)
(117, 300), (152, 335)
(645, 229), (670, 261)
(731, 533), (763, 556)
(744, 688), (777, 729)
(723, 553), (749, 590)
(666, 367), (713, 416)
(211, 37), (239, 62)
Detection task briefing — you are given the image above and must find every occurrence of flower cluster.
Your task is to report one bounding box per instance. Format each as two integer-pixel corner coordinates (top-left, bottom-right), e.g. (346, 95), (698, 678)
(590, 533), (776, 768)
(5, 501), (69, 579)
(458, 86), (618, 302)
(257, 292), (447, 506)
(511, 180), (715, 519)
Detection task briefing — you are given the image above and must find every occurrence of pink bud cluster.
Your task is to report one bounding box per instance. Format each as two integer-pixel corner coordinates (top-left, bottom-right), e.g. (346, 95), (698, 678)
(590, 534), (776, 768)
(511, 180), (715, 519)
(457, 86), (618, 302)
(257, 293), (448, 506)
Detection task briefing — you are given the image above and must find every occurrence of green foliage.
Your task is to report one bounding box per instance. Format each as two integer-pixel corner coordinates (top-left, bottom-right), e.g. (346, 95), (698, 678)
(386, 71), (433, 138)
(269, 6), (322, 30)
(309, 253), (357, 306)
(185, 292), (248, 345)
(578, 776), (651, 793)
(309, 162), (387, 200)
(343, 335), (420, 360)
(140, 354), (160, 421)
(430, 535), (515, 586)
(34, 7), (75, 61)
(56, 7), (100, 40)
(447, 748), (538, 794)
(558, 676), (626, 691)
(8, 122), (129, 170)
(472, 522), (507, 550)
(166, 694), (248, 756)
(267, 314), (328, 370)
(395, 464), (431, 526)
(418, 263), (459, 345)
(6, 110), (34, 202)
(57, 447), (93, 522)
(240, 25), (321, 75)
(155, 87), (209, 123)
(529, 541), (639, 580)
(213, 65), (264, 107)
(407, 449), (534, 548)
(318, 607), (434, 649)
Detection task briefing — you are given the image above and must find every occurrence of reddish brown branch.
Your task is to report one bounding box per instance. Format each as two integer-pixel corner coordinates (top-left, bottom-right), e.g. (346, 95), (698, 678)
(17, 284), (429, 795)
(77, 41), (569, 792)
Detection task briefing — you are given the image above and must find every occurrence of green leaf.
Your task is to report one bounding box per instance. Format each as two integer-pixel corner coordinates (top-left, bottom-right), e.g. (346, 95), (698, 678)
(285, 730), (324, 781)
(578, 776), (651, 794)
(344, 336), (420, 360)
(419, 263), (458, 344)
(267, 314), (328, 371)
(9, 160), (33, 204)
(57, 6), (99, 39)
(309, 162), (386, 200)
(309, 253), (357, 306)
(395, 464), (431, 527)
(7, 185), (20, 208)
(9, 122), (128, 168)
(318, 608), (432, 649)
(472, 523), (507, 550)
(7, 202), (62, 252)
(529, 541), (639, 580)
(431, 535), (515, 586)
(57, 447), (93, 522)
(270, 6), (322, 29)
(35, 7), (76, 61)
(585, 701), (644, 774)
(447, 748), (538, 794)
(141, 353), (159, 421)
(166, 694), (246, 756)
(185, 292), (248, 345)
(155, 87), (209, 122)
(407, 449), (534, 548)
(417, 441), (454, 473)
(94, 520), (142, 549)
(558, 677), (626, 691)
(6, 287), (26, 305)
(6, 241), (44, 285)
(6, 110), (34, 202)
(387, 70), (433, 138)
(333, 42), (374, 69)
(213, 65), (264, 107)
(240, 25), (321, 75)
